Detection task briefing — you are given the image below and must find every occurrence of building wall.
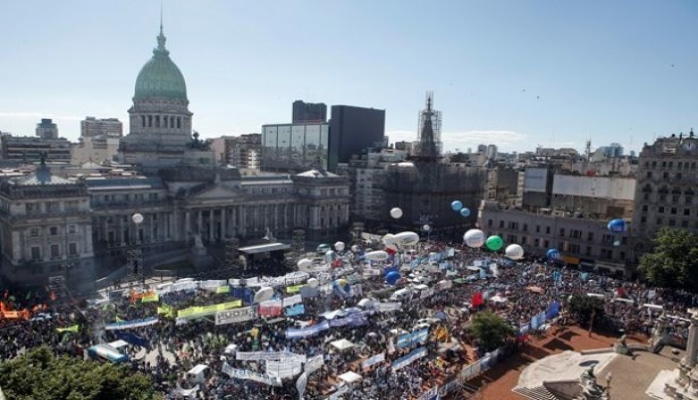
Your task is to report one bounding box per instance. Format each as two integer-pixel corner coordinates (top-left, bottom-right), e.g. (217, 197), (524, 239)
(71, 137), (120, 164)
(478, 200), (629, 273)
(632, 135), (698, 254)
(1, 136), (71, 163)
(261, 123), (329, 173)
(328, 105), (385, 172)
(292, 100), (327, 123)
(81, 117), (123, 138)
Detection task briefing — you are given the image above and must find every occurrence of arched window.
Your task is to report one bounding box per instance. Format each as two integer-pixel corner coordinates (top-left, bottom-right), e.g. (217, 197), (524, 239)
(141, 116), (145, 127)
(155, 115), (160, 128)
(163, 116), (168, 128)
(148, 115), (152, 127)
(170, 116), (175, 128)
(177, 117), (181, 129)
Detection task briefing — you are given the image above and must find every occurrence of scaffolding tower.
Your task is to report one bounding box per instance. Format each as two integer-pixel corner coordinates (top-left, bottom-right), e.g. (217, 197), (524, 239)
(292, 229), (306, 255)
(224, 237), (240, 268)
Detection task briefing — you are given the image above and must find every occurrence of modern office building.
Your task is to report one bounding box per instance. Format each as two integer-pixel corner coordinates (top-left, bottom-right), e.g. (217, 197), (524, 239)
(1, 136), (71, 163)
(632, 131), (698, 254)
(261, 122), (329, 173)
(292, 100), (327, 123)
(81, 117), (123, 138)
(328, 105), (385, 172)
(35, 119), (58, 139)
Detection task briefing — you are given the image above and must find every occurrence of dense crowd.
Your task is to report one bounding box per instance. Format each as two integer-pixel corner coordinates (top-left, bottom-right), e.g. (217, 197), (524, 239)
(0, 237), (695, 399)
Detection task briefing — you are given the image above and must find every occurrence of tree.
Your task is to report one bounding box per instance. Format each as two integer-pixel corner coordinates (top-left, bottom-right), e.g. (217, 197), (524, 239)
(568, 295), (605, 328)
(638, 227), (698, 291)
(468, 310), (515, 352)
(0, 346), (161, 400)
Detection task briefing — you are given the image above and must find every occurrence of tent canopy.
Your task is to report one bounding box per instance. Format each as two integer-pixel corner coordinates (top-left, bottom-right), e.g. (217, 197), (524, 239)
(330, 339), (355, 352)
(338, 371), (362, 384)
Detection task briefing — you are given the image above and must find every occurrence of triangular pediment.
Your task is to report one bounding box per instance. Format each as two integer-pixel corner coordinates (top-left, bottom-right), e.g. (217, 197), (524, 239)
(190, 184), (242, 200)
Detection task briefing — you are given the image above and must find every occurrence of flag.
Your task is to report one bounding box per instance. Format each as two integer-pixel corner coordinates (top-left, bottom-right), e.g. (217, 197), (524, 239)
(157, 305), (174, 317)
(216, 286), (230, 294)
(141, 292), (159, 303)
(471, 292), (483, 307)
(57, 324), (80, 333)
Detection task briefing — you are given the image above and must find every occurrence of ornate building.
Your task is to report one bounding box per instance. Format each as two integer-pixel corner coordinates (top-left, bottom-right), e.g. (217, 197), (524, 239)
(118, 24), (213, 171)
(0, 162), (94, 285)
(0, 24), (351, 288)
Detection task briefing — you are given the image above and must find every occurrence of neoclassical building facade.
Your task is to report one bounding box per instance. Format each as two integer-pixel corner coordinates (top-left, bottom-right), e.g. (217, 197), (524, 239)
(0, 26), (350, 287)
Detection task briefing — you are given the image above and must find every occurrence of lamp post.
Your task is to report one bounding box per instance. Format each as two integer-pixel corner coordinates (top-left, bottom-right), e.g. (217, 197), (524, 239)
(130, 213), (144, 286)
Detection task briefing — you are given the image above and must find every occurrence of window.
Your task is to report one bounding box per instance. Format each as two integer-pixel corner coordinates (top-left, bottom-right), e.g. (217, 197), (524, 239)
(587, 232), (594, 241)
(586, 246), (592, 256)
(672, 195), (680, 203)
(669, 219), (676, 227)
(677, 173), (683, 180)
(499, 221), (504, 228)
(68, 225), (76, 234)
(534, 238), (540, 247)
(656, 217), (663, 225)
(535, 225), (540, 233)
(30, 228), (39, 237)
(559, 228), (565, 237)
(642, 205), (648, 212)
(682, 220), (689, 228)
(50, 244), (60, 259)
(522, 224), (528, 232)
(671, 208), (677, 215)
(685, 209), (691, 216)
(31, 246), (41, 260)
(49, 226), (58, 236)
(640, 216), (647, 223)
(487, 220), (493, 227)
(686, 196), (693, 205)
(545, 226), (551, 234)
(658, 206), (665, 214)
(69, 243), (77, 256)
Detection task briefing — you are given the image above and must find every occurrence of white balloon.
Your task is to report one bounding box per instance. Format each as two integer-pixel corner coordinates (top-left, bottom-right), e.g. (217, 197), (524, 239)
(132, 213), (144, 224)
(351, 245), (360, 253)
(382, 234), (396, 245)
(463, 229), (486, 248)
(394, 231), (420, 246)
(253, 287), (274, 303)
(297, 258), (312, 271)
(364, 250), (390, 261)
(325, 250), (336, 263)
(334, 241), (345, 252)
(390, 207), (403, 219)
(505, 244), (525, 260)
(422, 224), (431, 232)
(306, 278), (319, 288)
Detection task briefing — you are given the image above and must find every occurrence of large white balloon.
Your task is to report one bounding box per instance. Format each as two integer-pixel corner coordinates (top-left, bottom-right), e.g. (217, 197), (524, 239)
(364, 250), (390, 261)
(306, 278), (319, 288)
(350, 245), (360, 253)
(390, 207), (403, 219)
(382, 233), (396, 245)
(334, 241), (345, 252)
(325, 250), (337, 263)
(132, 213), (144, 224)
(253, 287), (274, 303)
(505, 244), (525, 260)
(394, 231), (420, 246)
(463, 229), (486, 248)
(297, 258), (313, 270)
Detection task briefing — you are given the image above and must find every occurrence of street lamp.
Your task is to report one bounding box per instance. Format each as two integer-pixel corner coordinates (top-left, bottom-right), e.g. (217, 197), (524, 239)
(422, 224), (431, 243)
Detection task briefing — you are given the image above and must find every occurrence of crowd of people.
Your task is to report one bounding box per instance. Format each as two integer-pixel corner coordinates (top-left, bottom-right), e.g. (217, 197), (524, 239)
(0, 236), (695, 399)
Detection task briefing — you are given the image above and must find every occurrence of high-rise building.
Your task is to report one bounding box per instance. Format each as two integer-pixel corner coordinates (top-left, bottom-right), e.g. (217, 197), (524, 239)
(212, 134), (262, 169)
(328, 105), (385, 172)
(292, 100), (327, 123)
(81, 117), (123, 138)
(261, 123), (329, 172)
(1, 135), (71, 163)
(36, 118), (58, 139)
(632, 131), (698, 254)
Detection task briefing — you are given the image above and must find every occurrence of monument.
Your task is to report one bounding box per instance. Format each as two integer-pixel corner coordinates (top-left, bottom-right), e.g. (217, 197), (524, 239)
(576, 366), (610, 400)
(188, 232), (213, 269)
(662, 309), (698, 399)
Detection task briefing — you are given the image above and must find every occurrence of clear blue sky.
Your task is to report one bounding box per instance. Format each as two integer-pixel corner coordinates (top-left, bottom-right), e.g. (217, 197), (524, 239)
(1, 0), (697, 153)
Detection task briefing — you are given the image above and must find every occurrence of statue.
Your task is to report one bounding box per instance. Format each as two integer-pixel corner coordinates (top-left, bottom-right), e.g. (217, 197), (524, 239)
(576, 365), (609, 400)
(193, 233), (204, 249)
(263, 227), (275, 242)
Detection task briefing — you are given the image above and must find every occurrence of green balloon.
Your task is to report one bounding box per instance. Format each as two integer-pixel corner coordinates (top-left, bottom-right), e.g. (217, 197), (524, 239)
(485, 235), (504, 251)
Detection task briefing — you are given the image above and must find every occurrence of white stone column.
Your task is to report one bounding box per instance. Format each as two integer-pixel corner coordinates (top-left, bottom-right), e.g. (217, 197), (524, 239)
(185, 211), (191, 238)
(209, 209), (214, 241)
(221, 208), (227, 239)
(684, 312), (698, 368)
(197, 210), (203, 234)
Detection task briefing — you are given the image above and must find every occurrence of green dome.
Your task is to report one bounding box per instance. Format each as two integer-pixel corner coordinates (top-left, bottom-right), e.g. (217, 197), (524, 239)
(134, 28), (188, 101)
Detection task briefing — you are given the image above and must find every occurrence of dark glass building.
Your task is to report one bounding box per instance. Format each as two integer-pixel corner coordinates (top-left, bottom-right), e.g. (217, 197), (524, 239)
(261, 122), (329, 172)
(328, 105), (385, 172)
(292, 100), (327, 123)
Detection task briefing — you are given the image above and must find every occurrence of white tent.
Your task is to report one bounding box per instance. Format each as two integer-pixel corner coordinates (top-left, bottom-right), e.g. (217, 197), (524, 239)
(108, 340), (129, 349)
(330, 339), (355, 352)
(338, 371), (363, 384)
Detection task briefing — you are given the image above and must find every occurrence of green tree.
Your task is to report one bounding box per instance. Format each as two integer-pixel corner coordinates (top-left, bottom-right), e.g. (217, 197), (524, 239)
(0, 346), (161, 400)
(568, 295), (605, 328)
(638, 227), (698, 290)
(468, 310), (515, 352)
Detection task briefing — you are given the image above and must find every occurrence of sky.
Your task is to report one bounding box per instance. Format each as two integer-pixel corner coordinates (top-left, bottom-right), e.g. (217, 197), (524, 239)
(1, 1), (697, 154)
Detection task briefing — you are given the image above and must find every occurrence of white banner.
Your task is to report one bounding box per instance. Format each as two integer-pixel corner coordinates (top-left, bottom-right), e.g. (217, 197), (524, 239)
(236, 351), (306, 363)
(304, 354), (324, 374)
(283, 294), (303, 307)
(420, 288), (434, 299)
(296, 372), (308, 400)
(376, 302), (402, 312)
(215, 307), (255, 325)
(266, 359), (303, 379)
(329, 385), (350, 400)
(200, 279), (227, 289)
(221, 363), (282, 387)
